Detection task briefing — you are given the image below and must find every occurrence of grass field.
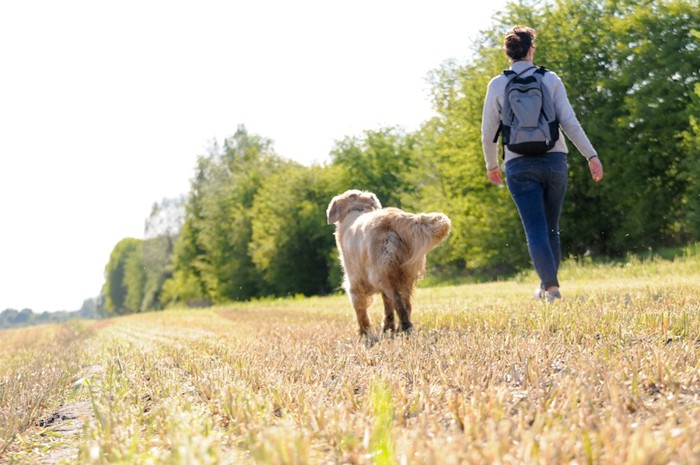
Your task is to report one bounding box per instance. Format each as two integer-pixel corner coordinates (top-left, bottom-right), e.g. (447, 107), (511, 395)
(1, 250), (699, 464)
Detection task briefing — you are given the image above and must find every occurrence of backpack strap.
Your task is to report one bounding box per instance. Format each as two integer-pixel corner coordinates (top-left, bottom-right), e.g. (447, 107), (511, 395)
(493, 123), (502, 143)
(505, 65), (538, 82)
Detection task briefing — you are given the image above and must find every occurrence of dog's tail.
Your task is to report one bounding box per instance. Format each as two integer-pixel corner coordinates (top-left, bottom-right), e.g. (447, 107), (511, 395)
(420, 213), (451, 243)
(395, 212), (451, 271)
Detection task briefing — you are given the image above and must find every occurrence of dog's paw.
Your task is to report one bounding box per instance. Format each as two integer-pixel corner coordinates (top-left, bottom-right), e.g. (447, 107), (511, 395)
(382, 323), (397, 334)
(399, 323), (414, 335)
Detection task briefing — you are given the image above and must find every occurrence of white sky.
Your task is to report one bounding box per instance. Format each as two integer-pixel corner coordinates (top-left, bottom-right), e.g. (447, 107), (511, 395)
(0, 0), (506, 312)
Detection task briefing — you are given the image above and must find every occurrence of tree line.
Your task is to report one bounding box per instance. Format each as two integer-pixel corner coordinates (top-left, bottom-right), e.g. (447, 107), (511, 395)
(101, 0), (700, 315)
(0, 298), (102, 329)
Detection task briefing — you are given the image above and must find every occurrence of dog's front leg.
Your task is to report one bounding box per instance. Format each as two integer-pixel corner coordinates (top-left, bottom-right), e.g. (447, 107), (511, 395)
(380, 291), (396, 333)
(350, 289), (372, 336)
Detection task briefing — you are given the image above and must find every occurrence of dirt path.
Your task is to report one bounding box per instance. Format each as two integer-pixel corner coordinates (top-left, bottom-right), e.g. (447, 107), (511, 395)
(4, 364), (103, 465)
(34, 401), (93, 464)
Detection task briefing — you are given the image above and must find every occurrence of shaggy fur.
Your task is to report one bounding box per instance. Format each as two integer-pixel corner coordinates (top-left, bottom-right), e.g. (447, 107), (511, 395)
(327, 189), (451, 337)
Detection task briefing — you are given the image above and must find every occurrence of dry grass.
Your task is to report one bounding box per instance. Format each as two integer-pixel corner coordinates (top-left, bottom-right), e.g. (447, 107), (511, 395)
(1, 252), (699, 464)
(0, 321), (95, 459)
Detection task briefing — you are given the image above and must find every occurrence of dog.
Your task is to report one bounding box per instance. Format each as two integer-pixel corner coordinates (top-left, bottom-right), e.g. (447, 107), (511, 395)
(327, 189), (450, 338)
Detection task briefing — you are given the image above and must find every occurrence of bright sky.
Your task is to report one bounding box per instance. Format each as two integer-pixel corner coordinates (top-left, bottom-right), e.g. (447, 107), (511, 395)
(0, 0), (506, 312)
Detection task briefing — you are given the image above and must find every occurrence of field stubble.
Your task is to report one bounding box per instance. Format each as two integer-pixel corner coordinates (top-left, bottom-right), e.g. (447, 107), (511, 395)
(1, 255), (699, 464)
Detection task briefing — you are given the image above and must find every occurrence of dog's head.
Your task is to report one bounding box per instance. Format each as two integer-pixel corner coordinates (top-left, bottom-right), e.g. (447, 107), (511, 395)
(327, 190), (382, 225)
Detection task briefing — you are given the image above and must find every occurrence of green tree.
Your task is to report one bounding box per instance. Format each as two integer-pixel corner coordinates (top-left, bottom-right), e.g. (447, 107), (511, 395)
(597, 0), (700, 251)
(330, 127), (418, 208)
(250, 164), (344, 296)
(681, 76), (700, 238)
(0, 309), (19, 328)
(78, 297), (104, 319)
(166, 125), (288, 304)
(161, 159), (210, 306)
(141, 197), (183, 310)
(12, 308), (34, 325)
(123, 241), (145, 312)
(102, 238), (142, 315)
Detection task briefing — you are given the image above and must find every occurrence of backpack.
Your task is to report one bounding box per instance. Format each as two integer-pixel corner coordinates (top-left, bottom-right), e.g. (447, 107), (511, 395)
(493, 66), (559, 156)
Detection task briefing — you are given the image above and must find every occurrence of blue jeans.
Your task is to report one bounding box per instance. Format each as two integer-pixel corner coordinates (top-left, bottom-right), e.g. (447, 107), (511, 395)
(505, 153), (568, 290)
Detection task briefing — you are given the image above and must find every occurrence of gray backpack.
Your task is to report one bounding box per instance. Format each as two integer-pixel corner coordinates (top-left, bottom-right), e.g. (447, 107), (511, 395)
(494, 66), (559, 156)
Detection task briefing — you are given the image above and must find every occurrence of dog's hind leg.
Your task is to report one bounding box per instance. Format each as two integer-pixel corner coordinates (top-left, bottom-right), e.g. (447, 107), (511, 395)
(380, 291), (396, 333)
(350, 289), (372, 336)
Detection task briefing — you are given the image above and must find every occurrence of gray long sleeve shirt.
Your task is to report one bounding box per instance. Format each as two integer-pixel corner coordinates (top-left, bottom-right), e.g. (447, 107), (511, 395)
(481, 60), (598, 170)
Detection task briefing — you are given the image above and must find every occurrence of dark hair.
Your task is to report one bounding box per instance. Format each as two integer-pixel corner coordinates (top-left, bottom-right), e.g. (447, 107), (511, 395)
(504, 25), (537, 61)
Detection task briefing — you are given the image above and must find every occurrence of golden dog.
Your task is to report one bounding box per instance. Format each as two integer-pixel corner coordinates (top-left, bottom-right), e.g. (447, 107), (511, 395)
(327, 190), (450, 337)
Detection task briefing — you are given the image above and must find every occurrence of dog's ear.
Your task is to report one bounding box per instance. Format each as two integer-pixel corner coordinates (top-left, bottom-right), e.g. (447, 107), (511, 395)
(327, 198), (341, 224)
(368, 192), (382, 210)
